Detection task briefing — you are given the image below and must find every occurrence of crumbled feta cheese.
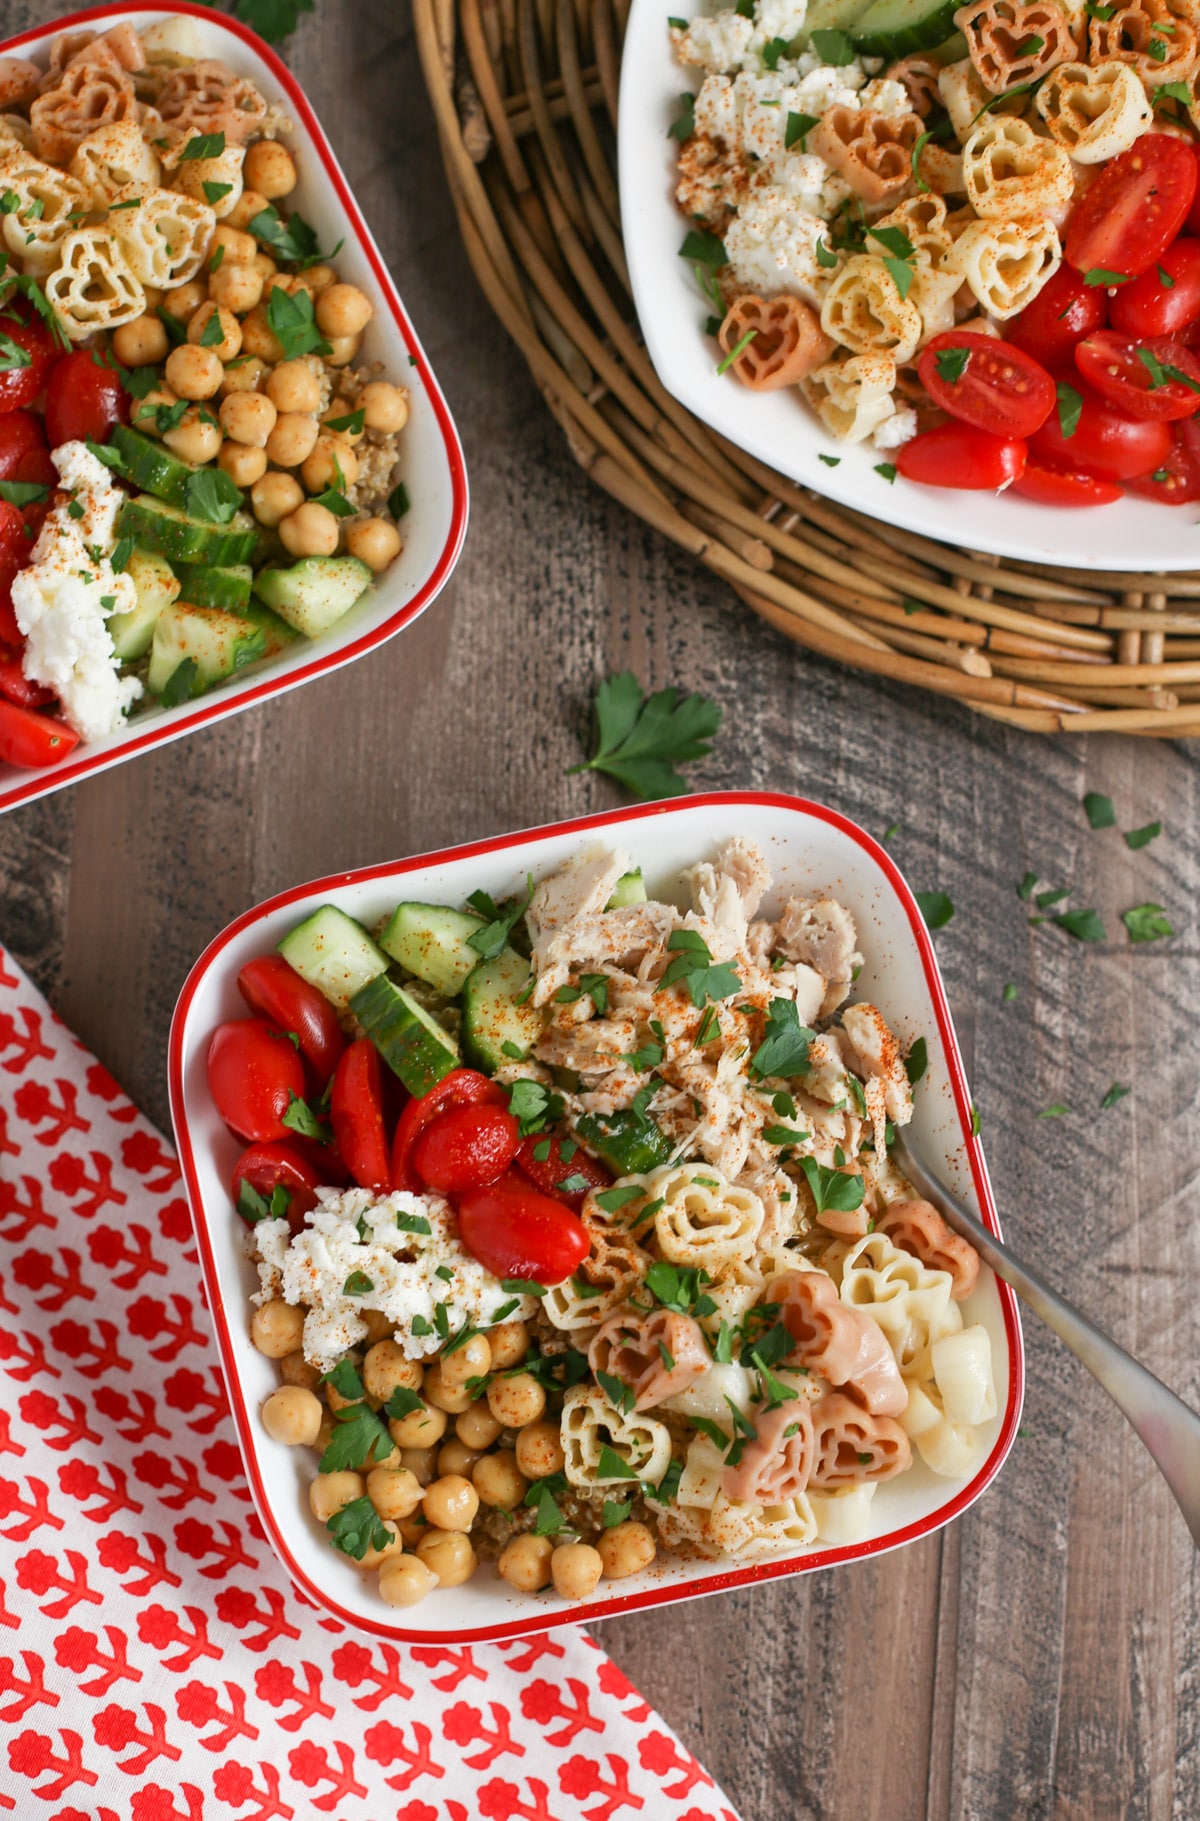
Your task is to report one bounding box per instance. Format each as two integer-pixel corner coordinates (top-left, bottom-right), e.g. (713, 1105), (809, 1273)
(725, 186), (832, 305)
(12, 442), (141, 743)
(676, 12), (755, 72)
(253, 1186), (536, 1371)
(693, 72), (744, 144)
(858, 77), (912, 118)
(789, 50), (868, 110)
(873, 406), (918, 452)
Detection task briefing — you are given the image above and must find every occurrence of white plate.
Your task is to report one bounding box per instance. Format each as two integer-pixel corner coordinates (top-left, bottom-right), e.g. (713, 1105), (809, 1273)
(169, 791), (1024, 1643)
(0, 2), (468, 814)
(618, 0), (1197, 570)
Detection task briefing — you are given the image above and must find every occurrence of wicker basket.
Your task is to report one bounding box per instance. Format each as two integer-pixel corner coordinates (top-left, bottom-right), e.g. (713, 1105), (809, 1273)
(414, 0), (1200, 735)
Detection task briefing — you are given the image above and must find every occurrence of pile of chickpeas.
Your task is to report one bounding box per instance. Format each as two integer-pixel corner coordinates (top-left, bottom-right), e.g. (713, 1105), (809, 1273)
(250, 1296), (660, 1610)
(108, 135), (408, 576)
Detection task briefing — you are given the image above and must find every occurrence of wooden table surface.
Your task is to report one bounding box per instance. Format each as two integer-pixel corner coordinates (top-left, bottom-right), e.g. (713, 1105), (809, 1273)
(2, 4), (1197, 1816)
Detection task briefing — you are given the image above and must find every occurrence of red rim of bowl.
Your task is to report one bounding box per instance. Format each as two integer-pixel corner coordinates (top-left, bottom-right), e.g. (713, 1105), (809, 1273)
(169, 790), (1026, 1642)
(0, 1), (469, 813)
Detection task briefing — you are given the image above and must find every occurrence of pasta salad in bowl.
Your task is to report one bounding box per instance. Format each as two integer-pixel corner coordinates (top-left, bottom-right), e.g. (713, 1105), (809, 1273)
(170, 795), (1022, 1641)
(0, 4), (466, 813)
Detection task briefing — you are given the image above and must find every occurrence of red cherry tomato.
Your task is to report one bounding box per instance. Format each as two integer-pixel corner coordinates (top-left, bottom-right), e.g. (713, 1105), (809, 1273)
(391, 1067), (508, 1192)
(917, 331), (1055, 437)
(1011, 462), (1124, 507)
(412, 1102), (521, 1195)
(0, 651), (56, 708)
(43, 350), (129, 449)
(0, 563), (19, 648)
(1109, 239), (1200, 339)
(1127, 423), (1200, 502)
(0, 410), (48, 483)
(1075, 330), (1200, 421)
(1066, 135), (1197, 281)
(1006, 265), (1108, 375)
(457, 1173), (590, 1285)
(207, 1018), (306, 1143)
(0, 307), (61, 412)
(237, 954), (346, 1089)
(231, 1140), (323, 1235)
(895, 422), (1027, 490)
(0, 698), (78, 768)
(516, 1134), (611, 1208)
(1030, 383), (1172, 481)
(329, 1039), (391, 1192)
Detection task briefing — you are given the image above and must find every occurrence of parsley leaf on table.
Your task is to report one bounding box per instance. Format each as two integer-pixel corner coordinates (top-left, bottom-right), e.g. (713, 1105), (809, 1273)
(569, 672), (722, 800)
(235, 0), (314, 42)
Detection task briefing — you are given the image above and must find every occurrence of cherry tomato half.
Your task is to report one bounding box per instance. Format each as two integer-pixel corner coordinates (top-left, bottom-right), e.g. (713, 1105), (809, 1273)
(1066, 135), (1197, 282)
(0, 562), (20, 648)
(0, 410), (48, 484)
(43, 350), (129, 449)
(1075, 330), (1200, 422)
(237, 954), (346, 1089)
(457, 1173), (590, 1285)
(895, 422), (1027, 490)
(330, 1038), (391, 1192)
(1006, 265), (1107, 375)
(1010, 462), (1124, 508)
(0, 698), (78, 768)
(1110, 239), (1200, 340)
(391, 1067), (508, 1192)
(1030, 383), (1172, 481)
(516, 1133), (611, 1208)
(0, 651), (56, 708)
(0, 306), (61, 411)
(207, 1017), (306, 1143)
(231, 1140), (323, 1235)
(917, 331), (1055, 438)
(1127, 423), (1200, 503)
(413, 1102), (521, 1195)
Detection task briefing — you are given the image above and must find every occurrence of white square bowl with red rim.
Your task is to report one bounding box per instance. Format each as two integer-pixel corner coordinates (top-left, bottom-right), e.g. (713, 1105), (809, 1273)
(168, 791), (1024, 1643)
(0, 1), (468, 815)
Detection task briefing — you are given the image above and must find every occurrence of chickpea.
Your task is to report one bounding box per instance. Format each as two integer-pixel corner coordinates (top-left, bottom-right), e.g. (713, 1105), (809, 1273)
(359, 380), (410, 433)
(130, 384), (179, 440)
(164, 343), (223, 402)
(487, 1321), (528, 1369)
(364, 1341), (423, 1403)
(472, 1450), (527, 1511)
(163, 407), (222, 466)
(260, 1385), (322, 1446)
(250, 470), (304, 527)
(455, 1403), (502, 1451)
(324, 1377), (360, 1415)
(438, 1437), (480, 1478)
(209, 260), (263, 315)
(266, 411), (320, 469)
(434, 1331), (491, 1392)
(279, 500), (340, 559)
(422, 1473), (479, 1532)
(324, 332), (362, 367)
(367, 1466), (423, 1521)
(211, 223), (258, 265)
(219, 441), (268, 487)
(415, 1527), (476, 1588)
(422, 1360), (475, 1415)
(359, 1519), (404, 1570)
(398, 1510), (430, 1546)
(388, 1402), (446, 1450)
(498, 1532), (554, 1593)
(315, 1414), (334, 1454)
(226, 187), (268, 230)
(112, 313), (169, 368)
(300, 433), (357, 496)
(317, 282), (374, 338)
(252, 250), (278, 280)
(515, 1421), (566, 1482)
(220, 354), (268, 396)
(322, 398), (364, 444)
(142, 285), (165, 311)
(487, 1372), (546, 1430)
(219, 388), (277, 447)
(250, 1298), (305, 1359)
(187, 300), (242, 362)
(302, 260), (337, 293)
(160, 278), (207, 321)
(265, 359), (322, 414)
(379, 1553), (438, 1607)
(399, 1445), (438, 1486)
(551, 1542), (604, 1601)
(308, 1470), (364, 1523)
(361, 1310), (395, 1344)
(244, 138), (297, 198)
(345, 517), (402, 574)
(240, 302), (284, 363)
(280, 1348), (321, 1392)
(597, 1520), (656, 1581)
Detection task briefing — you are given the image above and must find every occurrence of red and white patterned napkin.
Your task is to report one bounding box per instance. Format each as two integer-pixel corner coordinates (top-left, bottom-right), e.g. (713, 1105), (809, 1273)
(0, 944), (740, 1821)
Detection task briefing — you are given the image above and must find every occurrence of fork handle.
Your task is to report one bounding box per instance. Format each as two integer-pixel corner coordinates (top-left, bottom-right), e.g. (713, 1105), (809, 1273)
(896, 1143), (1200, 1551)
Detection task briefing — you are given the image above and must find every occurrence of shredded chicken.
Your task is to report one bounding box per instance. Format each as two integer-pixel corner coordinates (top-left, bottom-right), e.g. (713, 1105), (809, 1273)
(775, 896), (864, 1018)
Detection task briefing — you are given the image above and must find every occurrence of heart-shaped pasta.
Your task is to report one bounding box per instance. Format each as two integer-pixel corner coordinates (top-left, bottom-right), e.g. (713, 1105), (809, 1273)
(820, 256), (924, 366)
(955, 0), (1080, 93)
(43, 226), (144, 340)
(69, 120), (162, 207)
(0, 115), (34, 153)
(962, 115), (1075, 221)
(838, 1230), (955, 1338)
(108, 184), (216, 288)
(1088, 0), (1200, 84)
(647, 1165), (765, 1271)
(721, 1398), (816, 1504)
(717, 295), (834, 391)
(30, 60), (139, 165)
(873, 197), (961, 342)
(938, 56), (1004, 142)
(803, 351), (898, 444)
(766, 1267), (909, 1416)
(810, 1391), (912, 1487)
(0, 151), (91, 278)
(560, 1385), (673, 1488)
(875, 1197), (980, 1299)
(946, 216), (1062, 318)
(588, 1307), (710, 1409)
(168, 141), (246, 220)
(0, 57), (41, 111)
(1034, 59), (1154, 160)
(809, 105), (924, 206)
(658, 1490), (818, 1557)
(543, 1239), (649, 1332)
(888, 54), (944, 117)
(156, 58), (269, 146)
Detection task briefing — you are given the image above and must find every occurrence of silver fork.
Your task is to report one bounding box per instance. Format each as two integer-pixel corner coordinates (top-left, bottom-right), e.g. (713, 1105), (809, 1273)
(892, 1135), (1200, 1551)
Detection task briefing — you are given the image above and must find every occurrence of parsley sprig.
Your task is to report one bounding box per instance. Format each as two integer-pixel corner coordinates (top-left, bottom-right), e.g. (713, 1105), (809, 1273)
(569, 672), (722, 800)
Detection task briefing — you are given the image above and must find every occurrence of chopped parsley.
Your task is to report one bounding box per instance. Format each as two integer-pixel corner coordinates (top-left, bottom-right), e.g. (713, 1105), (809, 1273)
(915, 891), (954, 929)
(1101, 1082), (1131, 1109)
(569, 670), (722, 800)
(749, 997), (813, 1080)
(1122, 902), (1172, 943)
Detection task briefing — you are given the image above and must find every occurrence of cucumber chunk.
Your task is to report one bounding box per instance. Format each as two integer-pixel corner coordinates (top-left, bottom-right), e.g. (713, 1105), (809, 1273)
(461, 948), (545, 1072)
(253, 556), (373, 639)
(851, 0), (962, 57)
(607, 870), (647, 909)
(279, 905), (389, 1011)
(350, 973), (460, 1096)
(803, 0), (873, 32)
(380, 902), (486, 996)
(575, 1108), (675, 1176)
(240, 596), (300, 659)
(118, 495), (260, 567)
(111, 425), (203, 512)
(109, 547), (179, 661)
(173, 562), (253, 611)
(146, 601), (266, 697)
(929, 26), (968, 58)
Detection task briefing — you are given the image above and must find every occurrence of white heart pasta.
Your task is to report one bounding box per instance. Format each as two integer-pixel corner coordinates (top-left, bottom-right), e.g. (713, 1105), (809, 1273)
(656, 1491), (818, 1558)
(931, 1323), (997, 1426)
(945, 216), (1062, 318)
(646, 1163), (765, 1271)
(937, 57), (999, 142)
(42, 226), (144, 340)
(803, 352), (898, 444)
(68, 119), (162, 206)
(107, 183), (215, 288)
(1034, 60), (1154, 161)
(838, 1230), (956, 1342)
(560, 1384), (673, 1489)
(961, 115), (1076, 221)
(0, 150), (90, 277)
(542, 1240), (648, 1331)
(820, 256), (923, 365)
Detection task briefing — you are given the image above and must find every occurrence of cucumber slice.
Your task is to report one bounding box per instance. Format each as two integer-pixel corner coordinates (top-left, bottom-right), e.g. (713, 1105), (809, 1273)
(380, 902), (486, 996)
(118, 495), (260, 567)
(147, 601), (267, 697)
(173, 562), (253, 611)
(253, 556), (373, 639)
(111, 425), (202, 511)
(607, 870), (647, 909)
(575, 1109), (675, 1176)
(350, 973), (460, 1096)
(240, 596), (300, 659)
(929, 26), (968, 59)
(109, 547), (180, 661)
(803, 0), (873, 32)
(279, 905), (389, 1011)
(461, 948), (545, 1072)
(852, 0), (962, 57)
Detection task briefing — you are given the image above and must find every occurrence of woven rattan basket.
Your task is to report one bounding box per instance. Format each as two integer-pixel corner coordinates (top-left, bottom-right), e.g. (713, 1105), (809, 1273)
(414, 0), (1200, 735)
